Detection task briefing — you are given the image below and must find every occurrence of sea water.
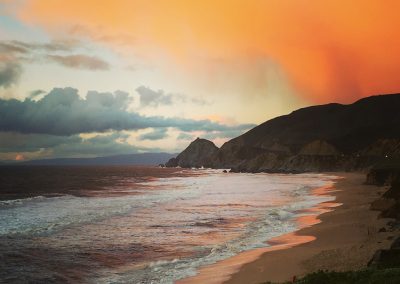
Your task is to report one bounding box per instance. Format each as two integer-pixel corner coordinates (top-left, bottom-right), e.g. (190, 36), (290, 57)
(0, 166), (336, 283)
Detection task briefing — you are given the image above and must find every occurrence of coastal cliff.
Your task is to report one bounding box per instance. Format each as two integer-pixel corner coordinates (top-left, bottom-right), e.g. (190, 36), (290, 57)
(165, 138), (218, 168)
(167, 93), (400, 172)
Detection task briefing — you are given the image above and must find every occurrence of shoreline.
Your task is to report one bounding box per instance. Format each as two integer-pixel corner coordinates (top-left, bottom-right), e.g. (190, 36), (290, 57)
(178, 172), (394, 284)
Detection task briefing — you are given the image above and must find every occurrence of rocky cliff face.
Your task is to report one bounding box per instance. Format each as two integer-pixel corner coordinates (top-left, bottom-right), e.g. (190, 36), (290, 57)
(168, 94), (400, 172)
(215, 94), (400, 172)
(165, 138), (218, 168)
(366, 161), (400, 186)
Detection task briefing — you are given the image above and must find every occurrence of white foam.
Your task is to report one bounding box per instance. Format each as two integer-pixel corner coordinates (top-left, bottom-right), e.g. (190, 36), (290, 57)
(0, 183), (203, 236)
(1, 171), (337, 284)
(0, 195), (48, 207)
(92, 173), (336, 284)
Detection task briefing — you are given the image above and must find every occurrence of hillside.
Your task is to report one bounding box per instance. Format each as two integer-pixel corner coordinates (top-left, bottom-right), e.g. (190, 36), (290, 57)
(167, 93), (400, 172)
(165, 138), (218, 168)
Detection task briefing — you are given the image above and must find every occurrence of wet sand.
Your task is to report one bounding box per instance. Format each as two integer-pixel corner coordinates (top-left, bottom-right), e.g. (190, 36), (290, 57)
(179, 172), (394, 284)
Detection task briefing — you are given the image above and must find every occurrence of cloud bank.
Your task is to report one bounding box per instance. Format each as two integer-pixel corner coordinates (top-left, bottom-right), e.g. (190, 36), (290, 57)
(135, 86), (208, 107)
(139, 128), (168, 141)
(136, 85), (172, 107)
(0, 131), (146, 159)
(0, 87), (255, 135)
(0, 40), (110, 89)
(0, 58), (22, 88)
(47, 54), (110, 70)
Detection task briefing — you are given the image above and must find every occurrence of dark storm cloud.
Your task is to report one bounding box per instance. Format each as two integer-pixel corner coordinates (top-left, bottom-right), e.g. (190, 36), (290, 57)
(0, 87), (255, 135)
(0, 41), (29, 54)
(139, 128), (168, 141)
(47, 54), (110, 70)
(0, 59), (22, 88)
(51, 132), (144, 157)
(177, 132), (195, 140)
(29, 89), (46, 99)
(29, 40), (78, 52)
(135, 86), (209, 107)
(136, 86), (173, 107)
(0, 40), (78, 54)
(0, 39), (110, 86)
(0, 42), (26, 88)
(0, 131), (147, 158)
(0, 132), (81, 153)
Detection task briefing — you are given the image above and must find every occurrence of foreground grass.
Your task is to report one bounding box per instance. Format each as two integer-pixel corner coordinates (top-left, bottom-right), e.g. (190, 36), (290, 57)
(261, 249), (400, 283)
(262, 268), (400, 284)
(295, 269), (400, 284)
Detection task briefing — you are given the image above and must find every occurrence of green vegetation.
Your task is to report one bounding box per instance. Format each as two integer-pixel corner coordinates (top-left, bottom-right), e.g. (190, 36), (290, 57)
(281, 269), (400, 284)
(263, 268), (400, 284)
(263, 244), (400, 284)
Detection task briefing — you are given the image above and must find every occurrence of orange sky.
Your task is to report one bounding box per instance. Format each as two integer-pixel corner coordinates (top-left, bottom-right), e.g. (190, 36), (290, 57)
(2, 0), (400, 158)
(14, 0), (400, 103)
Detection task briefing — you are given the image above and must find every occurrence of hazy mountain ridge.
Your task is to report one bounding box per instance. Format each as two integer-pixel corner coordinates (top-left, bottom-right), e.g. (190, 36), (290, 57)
(167, 93), (400, 172)
(14, 152), (177, 166)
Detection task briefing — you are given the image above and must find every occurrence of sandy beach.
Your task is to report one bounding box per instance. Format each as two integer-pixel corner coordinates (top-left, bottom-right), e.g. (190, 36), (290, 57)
(179, 172), (395, 284)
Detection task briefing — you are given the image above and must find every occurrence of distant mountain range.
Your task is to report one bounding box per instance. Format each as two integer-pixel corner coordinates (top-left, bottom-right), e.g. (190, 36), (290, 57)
(167, 93), (400, 172)
(5, 152), (177, 166)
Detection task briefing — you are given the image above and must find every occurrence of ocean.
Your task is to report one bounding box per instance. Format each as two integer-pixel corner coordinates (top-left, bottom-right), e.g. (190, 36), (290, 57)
(0, 166), (336, 283)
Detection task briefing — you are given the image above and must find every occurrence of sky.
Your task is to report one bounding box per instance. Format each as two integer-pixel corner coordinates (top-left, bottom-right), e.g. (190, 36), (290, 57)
(1, 0), (400, 161)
